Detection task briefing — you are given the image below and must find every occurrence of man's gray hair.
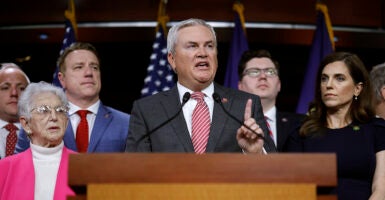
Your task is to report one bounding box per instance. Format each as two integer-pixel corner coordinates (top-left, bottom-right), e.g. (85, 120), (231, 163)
(370, 63), (385, 103)
(167, 18), (217, 56)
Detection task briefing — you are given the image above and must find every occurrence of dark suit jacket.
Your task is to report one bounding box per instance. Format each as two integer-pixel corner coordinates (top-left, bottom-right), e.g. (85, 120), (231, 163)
(14, 102), (131, 153)
(276, 111), (305, 151)
(125, 83), (277, 153)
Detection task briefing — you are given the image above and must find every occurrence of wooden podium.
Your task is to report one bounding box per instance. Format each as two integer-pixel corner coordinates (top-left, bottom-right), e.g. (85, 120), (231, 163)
(68, 153), (337, 200)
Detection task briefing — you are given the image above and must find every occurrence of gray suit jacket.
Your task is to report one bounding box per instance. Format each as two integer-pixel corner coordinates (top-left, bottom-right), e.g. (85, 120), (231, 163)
(125, 83), (277, 153)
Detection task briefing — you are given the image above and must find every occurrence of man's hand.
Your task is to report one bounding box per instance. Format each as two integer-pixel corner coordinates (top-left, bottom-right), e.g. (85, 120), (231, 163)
(236, 99), (264, 154)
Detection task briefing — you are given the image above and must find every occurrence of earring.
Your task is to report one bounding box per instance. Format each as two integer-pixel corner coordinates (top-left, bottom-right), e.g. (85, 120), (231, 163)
(354, 95), (358, 101)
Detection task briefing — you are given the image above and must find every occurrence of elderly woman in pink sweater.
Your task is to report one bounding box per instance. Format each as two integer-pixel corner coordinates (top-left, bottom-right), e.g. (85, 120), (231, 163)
(0, 81), (75, 200)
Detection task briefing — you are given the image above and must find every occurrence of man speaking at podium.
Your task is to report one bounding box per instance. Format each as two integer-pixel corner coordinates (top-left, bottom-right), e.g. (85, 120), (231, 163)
(125, 18), (276, 154)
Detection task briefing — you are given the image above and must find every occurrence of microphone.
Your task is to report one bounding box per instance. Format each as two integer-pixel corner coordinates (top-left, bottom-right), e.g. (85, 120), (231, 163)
(147, 92), (191, 135)
(212, 92), (266, 141)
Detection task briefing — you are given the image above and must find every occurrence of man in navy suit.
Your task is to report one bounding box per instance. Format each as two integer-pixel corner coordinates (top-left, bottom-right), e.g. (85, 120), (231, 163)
(125, 18), (276, 153)
(15, 42), (130, 153)
(238, 49), (304, 151)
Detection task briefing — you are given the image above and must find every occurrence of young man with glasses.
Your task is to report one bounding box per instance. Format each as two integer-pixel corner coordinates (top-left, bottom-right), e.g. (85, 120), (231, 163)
(237, 49), (304, 151)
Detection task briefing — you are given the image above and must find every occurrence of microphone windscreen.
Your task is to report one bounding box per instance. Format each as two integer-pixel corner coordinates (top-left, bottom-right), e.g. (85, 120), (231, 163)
(212, 93), (221, 104)
(182, 92), (191, 104)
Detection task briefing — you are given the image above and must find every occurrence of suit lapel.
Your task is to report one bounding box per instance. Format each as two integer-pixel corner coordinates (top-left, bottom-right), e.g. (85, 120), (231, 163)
(18, 149), (35, 198)
(63, 123), (77, 151)
(276, 112), (297, 151)
(276, 112), (285, 150)
(161, 88), (194, 152)
(54, 148), (75, 199)
(206, 85), (229, 152)
(88, 104), (112, 152)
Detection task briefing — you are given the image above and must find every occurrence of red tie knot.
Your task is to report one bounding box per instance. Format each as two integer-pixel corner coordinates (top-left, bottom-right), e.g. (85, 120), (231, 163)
(191, 92), (205, 101)
(77, 110), (89, 118)
(5, 123), (18, 132)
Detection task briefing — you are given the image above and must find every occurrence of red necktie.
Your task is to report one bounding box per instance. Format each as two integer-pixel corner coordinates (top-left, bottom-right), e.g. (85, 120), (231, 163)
(265, 116), (273, 139)
(5, 123), (18, 157)
(191, 92), (210, 154)
(76, 110), (89, 152)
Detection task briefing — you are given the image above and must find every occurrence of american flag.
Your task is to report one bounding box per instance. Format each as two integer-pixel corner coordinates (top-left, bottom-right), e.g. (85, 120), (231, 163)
(52, 0), (77, 88)
(141, 25), (175, 97)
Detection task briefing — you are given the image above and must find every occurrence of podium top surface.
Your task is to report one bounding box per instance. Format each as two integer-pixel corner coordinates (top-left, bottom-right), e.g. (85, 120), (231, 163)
(68, 153), (337, 187)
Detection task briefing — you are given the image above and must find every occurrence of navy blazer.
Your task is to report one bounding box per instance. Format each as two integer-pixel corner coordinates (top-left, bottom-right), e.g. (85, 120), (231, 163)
(125, 83), (277, 153)
(15, 102), (130, 153)
(275, 111), (305, 151)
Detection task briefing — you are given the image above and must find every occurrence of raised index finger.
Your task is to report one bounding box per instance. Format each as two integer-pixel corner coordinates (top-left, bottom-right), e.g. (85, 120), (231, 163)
(244, 98), (252, 120)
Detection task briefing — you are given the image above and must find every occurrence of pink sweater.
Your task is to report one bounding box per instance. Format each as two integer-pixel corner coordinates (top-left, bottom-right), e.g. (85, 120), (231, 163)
(0, 147), (75, 200)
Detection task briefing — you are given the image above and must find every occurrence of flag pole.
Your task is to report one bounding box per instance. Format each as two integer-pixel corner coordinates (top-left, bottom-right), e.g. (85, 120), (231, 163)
(52, 0), (78, 87)
(156, 0), (168, 34)
(65, 0), (78, 39)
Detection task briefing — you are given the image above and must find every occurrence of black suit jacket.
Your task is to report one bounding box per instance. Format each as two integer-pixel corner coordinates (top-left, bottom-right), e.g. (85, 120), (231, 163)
(125, 83), (277, 153)
(276, 111), (305, 151)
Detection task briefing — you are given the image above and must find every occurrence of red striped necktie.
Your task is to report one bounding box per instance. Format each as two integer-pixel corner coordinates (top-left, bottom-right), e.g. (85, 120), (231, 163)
(264, 116), (274, 139)
(191, 92), (210, 154)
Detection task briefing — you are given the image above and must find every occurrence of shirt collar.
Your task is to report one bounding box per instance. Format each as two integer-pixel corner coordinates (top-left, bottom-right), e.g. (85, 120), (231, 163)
(177, 82), (214, 103)
(68, 100), (100, 115)
(264, 106), (276, 123)
(0, 119), (21, 130)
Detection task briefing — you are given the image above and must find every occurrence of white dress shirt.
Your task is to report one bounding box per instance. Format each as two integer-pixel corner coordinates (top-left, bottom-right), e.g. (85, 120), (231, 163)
(264, 106), (277, 146)
(177, 82), (214, 137)
(68, 101), (100, 140)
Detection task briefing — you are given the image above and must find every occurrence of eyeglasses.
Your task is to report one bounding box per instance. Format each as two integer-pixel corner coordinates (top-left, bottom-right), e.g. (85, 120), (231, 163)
(243, 68), (278, 78)
(30, 105), (69, 116)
